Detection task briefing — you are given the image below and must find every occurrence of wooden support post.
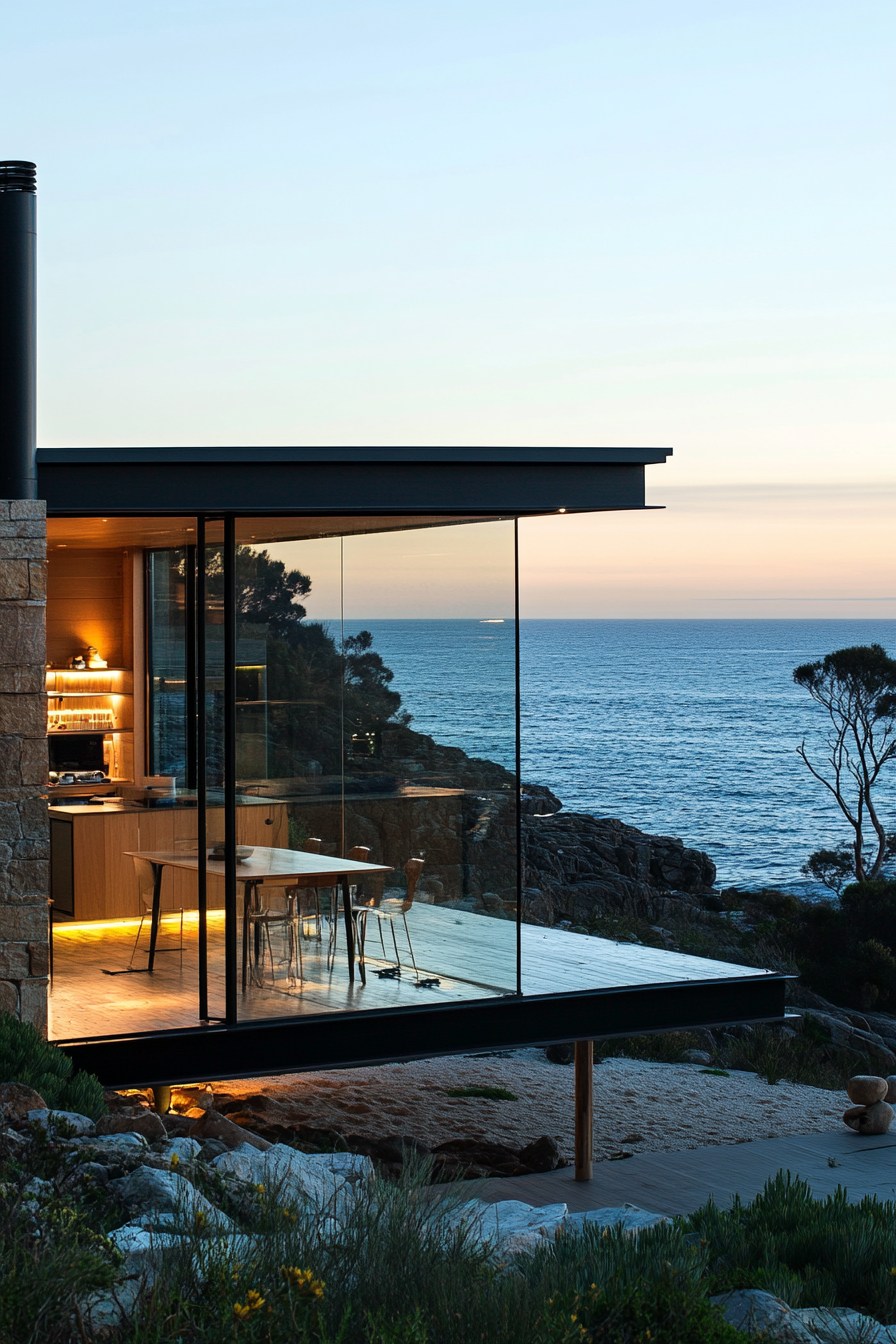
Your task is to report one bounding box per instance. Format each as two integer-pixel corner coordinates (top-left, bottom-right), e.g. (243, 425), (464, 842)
(152, 1085), (172, 1114)
(574, 1040), (593, 1182)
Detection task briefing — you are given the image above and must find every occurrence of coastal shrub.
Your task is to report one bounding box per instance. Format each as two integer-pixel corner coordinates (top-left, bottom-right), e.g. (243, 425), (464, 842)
(690, 1172), (896, 1324)
(541, 1274), (749, 1343)
(791, 885), (896, 1010)
(722, 1023), (874, 1090)
(0, 1186), (120, 1344)
(594, 1032), (704, 1065)
(0, 1012), (105, 1120)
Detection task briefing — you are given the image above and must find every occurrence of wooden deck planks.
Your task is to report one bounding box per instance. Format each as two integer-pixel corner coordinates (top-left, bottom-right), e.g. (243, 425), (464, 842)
(50, 903), (772, 1043)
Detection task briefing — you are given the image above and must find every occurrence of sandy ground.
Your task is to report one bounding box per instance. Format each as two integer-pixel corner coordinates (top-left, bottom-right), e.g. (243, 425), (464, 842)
(211, 1050), (848, 1162)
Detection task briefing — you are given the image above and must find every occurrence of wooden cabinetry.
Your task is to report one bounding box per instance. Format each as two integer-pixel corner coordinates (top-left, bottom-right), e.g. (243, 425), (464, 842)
(50, 803), (288, 921)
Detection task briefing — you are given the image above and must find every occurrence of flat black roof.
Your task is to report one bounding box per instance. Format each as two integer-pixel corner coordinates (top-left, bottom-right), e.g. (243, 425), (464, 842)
(37, 444), (671, 515)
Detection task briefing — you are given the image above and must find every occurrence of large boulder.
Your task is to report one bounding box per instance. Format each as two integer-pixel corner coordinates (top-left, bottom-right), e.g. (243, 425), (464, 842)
(189, 1109), (271, 1151)
(109, 1165), (232, 1229)
(711, 1290), (816, 1342)
(843, 1101), (893, 1135)
(564, 1204), (669, 1236)
(213, 1142), (349, 1208)
(0, 1082), (47, 1125)
(97, 1110), (167, 1142)
(27, 1108), (94, 1137)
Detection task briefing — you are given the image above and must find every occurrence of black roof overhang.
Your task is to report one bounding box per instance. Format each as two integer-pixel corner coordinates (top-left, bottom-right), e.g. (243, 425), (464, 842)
(59, 972), (788, 1091)
(37, 445), (671, 516)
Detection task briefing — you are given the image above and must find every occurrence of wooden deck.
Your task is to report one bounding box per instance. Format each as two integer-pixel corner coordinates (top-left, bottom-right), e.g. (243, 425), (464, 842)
(50, 906), (771, 1043)
(472, 1129), (896, 1215)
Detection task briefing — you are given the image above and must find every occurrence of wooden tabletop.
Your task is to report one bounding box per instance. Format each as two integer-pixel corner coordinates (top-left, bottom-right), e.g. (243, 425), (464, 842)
(123, 846), (394, 882)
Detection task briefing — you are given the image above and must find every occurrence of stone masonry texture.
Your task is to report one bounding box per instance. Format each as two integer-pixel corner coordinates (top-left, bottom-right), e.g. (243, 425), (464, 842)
(0, 500), (49, 1035)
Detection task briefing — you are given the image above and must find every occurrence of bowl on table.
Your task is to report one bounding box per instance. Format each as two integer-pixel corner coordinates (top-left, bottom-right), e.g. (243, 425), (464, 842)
(207, 845), (255, 861)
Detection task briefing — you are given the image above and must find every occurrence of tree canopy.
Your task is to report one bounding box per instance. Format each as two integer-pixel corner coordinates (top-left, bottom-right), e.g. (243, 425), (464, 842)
(794, 643), (896, 882)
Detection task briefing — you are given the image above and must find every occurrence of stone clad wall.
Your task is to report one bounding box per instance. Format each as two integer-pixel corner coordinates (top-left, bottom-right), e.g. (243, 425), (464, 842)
(0, 500), (49, 1034)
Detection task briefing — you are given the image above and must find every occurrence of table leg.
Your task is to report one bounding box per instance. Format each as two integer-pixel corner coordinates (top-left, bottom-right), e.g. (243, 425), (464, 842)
(342, 874), (364, 985)
(241, 881), (251, 992)
(146, 864), (163, 971)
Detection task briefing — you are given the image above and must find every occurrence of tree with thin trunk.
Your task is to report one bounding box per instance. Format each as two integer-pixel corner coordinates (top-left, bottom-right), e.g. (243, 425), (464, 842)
(794, 644), (896, 881)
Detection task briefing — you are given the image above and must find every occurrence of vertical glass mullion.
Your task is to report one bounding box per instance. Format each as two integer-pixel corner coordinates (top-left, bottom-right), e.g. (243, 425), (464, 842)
(184, 544), (197, 790)
(196, 519), (208, 1022)
(514, 518), (522, 997)
(223, 515), (238, 1024)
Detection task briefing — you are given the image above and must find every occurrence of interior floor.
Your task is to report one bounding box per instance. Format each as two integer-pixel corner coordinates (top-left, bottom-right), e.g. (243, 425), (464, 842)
(49, 904), (770, 1042)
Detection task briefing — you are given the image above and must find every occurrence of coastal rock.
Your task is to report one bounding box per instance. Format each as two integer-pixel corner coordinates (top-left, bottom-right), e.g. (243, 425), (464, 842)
(846, 1076), (888, 1106)
(564, 1204), (669, 1236)
(518, 1135), (561, 1173)
(27, 1108), (94, 1136)
(97, 1109), (167, 1142)
(109, 1165), (233, 1229)
(212, 1141), (347, 1207)
(189, 1108), (271, 1151)
(793, 1306), (896, 1343)
(521, 812), (717, 929)
(0, 1082), (47, 1124)
(711, 1289), (816, 1342)
(842, 1101), (893, 1135)
(683, 1049), (713, 1065)
(887, 1077), (896, 1104)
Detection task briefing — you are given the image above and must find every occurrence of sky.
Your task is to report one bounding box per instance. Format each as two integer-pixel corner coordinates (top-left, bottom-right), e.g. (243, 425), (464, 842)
(3, 1), (894, 616)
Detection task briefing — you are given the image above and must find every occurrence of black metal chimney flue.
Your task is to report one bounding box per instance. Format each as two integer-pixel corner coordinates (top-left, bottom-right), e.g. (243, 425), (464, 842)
(0, 161), (37, 500)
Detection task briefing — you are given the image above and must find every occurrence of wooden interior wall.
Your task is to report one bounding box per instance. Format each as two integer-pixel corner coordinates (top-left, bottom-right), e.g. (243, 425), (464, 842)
(46, 549), (128, 669)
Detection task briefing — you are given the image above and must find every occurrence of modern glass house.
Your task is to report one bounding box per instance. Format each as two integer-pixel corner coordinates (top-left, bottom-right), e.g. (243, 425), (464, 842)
(1, 165), (788, 1154)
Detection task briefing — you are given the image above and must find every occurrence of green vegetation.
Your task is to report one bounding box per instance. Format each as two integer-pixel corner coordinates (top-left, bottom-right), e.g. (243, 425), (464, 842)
(6, 1118), (896, 1344)
(0, 1013), (105, 1120)
(444, 1086), (518, 1101)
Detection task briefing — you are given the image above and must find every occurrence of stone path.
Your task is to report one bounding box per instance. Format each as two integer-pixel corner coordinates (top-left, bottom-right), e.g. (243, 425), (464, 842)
(471, 1129), (896, 1216)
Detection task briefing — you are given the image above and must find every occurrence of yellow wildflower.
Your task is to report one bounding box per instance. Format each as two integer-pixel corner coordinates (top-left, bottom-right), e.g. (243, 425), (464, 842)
(246, 1289), (265, 1311)
(280, 1266), (325, 1299)
(233, 1303), (251, 1321)
(169, 1152), (179, 1168)
(255, 1183), (265, 1194)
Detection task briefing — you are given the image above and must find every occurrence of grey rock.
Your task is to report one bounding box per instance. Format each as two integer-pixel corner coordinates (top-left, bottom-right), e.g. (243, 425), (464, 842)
(110, 1165), (232, 1229)
(564, 1204), (669, 1236)
(793, 1305), (896, 1343)
(447, 1198), (568, 1257)
(711, 1289), (817, 1342)
(21, 1175), (52, 1201)
(74, 1132), (148, 1152)
(27, 1108), (94, 1136)
(156, 1137), (201, 1162)
(886, 1076), (896, 1105)
(683, 1049), (713, 1065)
(213, 1142), (347, 1208)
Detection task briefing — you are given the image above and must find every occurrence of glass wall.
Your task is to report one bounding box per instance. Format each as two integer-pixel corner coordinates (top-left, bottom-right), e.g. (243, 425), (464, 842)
(232, 518), (518, 1020)
(48, 512), (521, 1041)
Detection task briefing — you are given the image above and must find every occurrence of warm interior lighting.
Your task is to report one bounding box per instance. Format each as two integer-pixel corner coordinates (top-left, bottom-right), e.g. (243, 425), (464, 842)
(558, 507), (567, 513)
(55, 910), (225, 936)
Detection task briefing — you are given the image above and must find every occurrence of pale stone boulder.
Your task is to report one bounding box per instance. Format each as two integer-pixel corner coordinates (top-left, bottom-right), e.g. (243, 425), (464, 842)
(886, 1075), (896, 1104)
(27, 1108), (94, 1136)
(846, 1075), (888, 1105)
(564, 1203), (669, 1236)
(843, 1100), (894, 1135)
(711, 1289), (816, 1342)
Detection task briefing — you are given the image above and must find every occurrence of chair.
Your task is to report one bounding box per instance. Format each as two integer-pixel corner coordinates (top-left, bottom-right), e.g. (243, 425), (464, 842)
(283, 838), (329, 942)
(353, 858), (437, 986)
(245, 884), (303, 990)
(129, 857), (184, 969)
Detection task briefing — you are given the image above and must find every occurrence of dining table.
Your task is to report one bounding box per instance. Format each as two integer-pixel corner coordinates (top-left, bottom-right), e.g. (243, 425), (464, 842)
(123, 846), (394, 986)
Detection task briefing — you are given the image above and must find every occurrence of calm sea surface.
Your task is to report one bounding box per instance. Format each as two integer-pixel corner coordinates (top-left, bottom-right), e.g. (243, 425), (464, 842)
(343, 620), (896, 895)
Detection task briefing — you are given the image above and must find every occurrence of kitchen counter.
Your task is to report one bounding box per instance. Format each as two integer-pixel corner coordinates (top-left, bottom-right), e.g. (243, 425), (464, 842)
(50, 798), (289, 920)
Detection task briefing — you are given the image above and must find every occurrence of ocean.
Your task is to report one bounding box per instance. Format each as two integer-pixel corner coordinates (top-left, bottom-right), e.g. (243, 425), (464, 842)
(343, 619), (896, 895)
